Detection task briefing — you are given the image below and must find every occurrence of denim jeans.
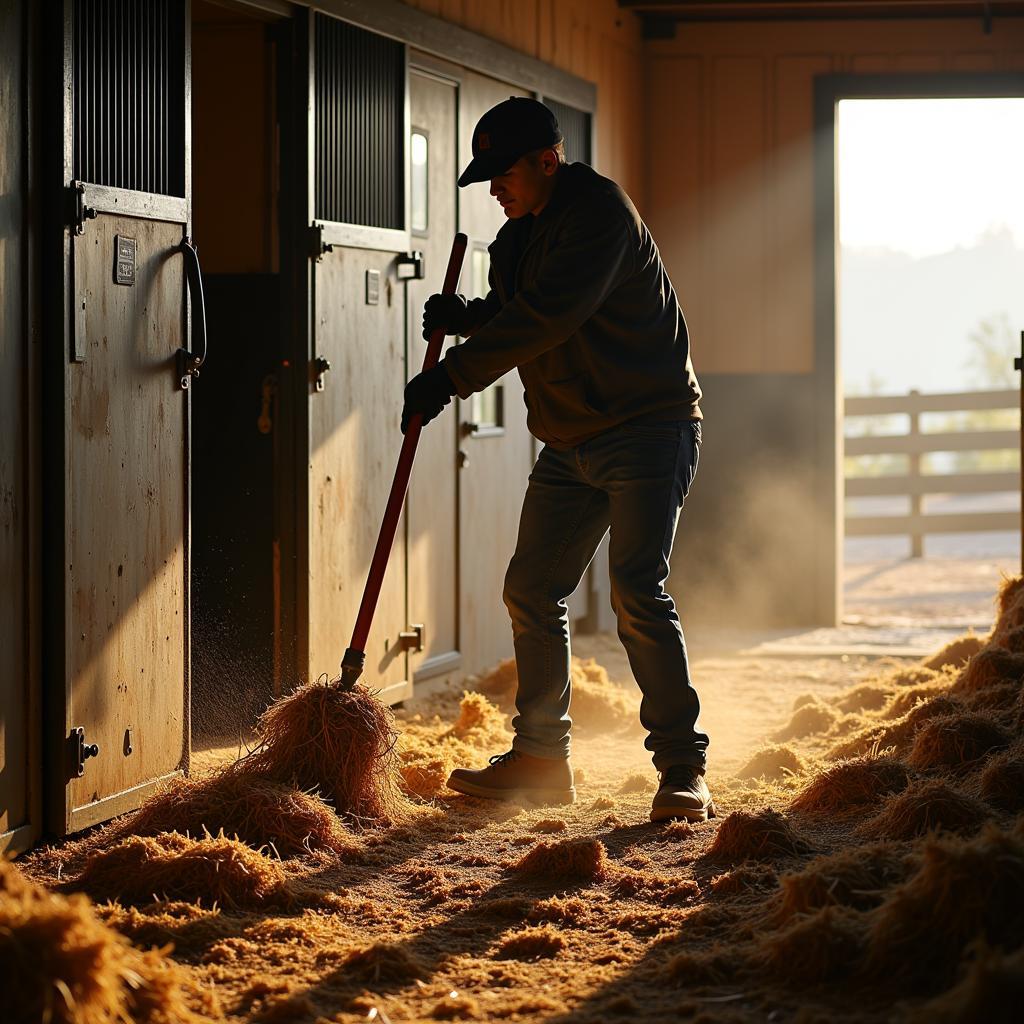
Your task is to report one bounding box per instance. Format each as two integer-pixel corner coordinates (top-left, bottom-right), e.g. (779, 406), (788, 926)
(503, 418), (708, 773)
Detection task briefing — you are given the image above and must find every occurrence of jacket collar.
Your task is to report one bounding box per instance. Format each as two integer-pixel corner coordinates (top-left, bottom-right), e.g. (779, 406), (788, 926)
(487, 163), (592, 269)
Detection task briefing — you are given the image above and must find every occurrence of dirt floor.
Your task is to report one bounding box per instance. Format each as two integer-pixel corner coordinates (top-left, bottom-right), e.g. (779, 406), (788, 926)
(11, 559), (1024, 1023)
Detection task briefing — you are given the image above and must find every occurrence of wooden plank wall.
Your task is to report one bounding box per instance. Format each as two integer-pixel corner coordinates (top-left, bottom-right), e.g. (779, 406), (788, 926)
(399, 0), (646, 205)
(645, 18), (1024, 376)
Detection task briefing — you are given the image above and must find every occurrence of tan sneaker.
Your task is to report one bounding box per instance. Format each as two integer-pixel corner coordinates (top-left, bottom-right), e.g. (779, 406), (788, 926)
(650, 766), (716, 822)
(447, 750), (576, 805)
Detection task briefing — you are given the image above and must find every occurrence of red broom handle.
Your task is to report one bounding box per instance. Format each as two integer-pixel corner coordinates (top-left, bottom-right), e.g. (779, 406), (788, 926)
(341, 233), (468, 683)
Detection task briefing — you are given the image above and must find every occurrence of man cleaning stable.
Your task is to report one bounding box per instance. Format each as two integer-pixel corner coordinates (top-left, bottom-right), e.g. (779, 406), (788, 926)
(401, 98), (712, 823)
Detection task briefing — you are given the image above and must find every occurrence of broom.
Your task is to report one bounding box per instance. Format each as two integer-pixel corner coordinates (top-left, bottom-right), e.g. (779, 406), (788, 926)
(233, 234), (469, 823)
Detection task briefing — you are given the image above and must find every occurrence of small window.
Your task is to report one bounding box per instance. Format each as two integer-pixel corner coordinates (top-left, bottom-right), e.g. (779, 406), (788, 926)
(467, 247), (504, 435)
(411, 130), (428, 233)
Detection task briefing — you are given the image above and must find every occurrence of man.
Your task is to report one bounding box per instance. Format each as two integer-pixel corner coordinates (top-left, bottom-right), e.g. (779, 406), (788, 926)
(401, 97), (712, 823)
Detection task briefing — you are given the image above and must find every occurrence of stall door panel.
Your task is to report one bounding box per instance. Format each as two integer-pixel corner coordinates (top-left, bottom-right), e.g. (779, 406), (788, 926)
(310, 248), (409, 700)
(67, 214), (187, 830)
(456, 70), (534, 677)
(407, 69), (460, 681)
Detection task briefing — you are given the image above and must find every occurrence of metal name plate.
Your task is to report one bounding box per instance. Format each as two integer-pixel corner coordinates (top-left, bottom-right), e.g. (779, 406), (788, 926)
(114, 234), (136, 286)
(366, 269), (380, 305)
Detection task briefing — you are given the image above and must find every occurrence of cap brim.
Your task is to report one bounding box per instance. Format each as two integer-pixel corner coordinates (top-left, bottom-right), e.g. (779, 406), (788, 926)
(457, 152), (518, 188)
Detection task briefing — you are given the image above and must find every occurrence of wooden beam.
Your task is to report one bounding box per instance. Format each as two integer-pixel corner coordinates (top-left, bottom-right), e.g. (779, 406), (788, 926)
(845, 429), (1020, 456)
(845, 511), (1020, 535)
(619, 0), (1024, 22)
(846, 389), (1018, 416)
(311, 0), (596, 112)
(846, 470), (1020, 497)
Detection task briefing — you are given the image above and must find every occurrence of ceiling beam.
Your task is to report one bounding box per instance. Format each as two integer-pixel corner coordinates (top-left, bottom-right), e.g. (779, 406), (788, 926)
(621, 0), (1024, 24)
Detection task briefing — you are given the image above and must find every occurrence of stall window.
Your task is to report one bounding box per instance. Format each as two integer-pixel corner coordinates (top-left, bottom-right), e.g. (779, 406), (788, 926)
(410, 130), (428, 234)
(467, 247), (504, 435)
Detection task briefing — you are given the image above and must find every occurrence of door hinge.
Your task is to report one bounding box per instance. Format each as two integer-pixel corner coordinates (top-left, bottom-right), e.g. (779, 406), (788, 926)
(68, 182), (98, 236)
(399, 623), (425, 653)
(309, 223), (333, 262)
(69, 726), (100, 779)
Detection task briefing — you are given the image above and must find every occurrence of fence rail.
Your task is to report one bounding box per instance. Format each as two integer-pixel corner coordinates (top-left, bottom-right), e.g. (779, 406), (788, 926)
(844, 388), (1021, 555)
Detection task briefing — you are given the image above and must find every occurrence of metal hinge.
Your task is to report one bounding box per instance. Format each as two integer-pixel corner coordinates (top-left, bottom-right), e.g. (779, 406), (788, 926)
(399, 623), (425, 653)
(309, 223), (333, 262)
(69, 726), (100, 778)
(68, 182), (98, 236)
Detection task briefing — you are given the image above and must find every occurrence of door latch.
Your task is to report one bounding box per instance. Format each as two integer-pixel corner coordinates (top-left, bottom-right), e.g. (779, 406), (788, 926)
(396, 251), (425, 280)
(399, 624), (425, 653)
(70, 726), (100, 778)
(313, 356), (331, 393)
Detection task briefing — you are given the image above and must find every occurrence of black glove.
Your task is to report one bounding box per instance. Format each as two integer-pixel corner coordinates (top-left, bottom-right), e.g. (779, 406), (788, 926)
(401, 362), (457, 433)
(422, 293), (470, 341)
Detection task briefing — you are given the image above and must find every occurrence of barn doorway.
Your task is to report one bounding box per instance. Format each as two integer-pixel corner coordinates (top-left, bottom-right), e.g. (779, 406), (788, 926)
(189, 1), (289, 744)
(833, 89), (1024, 636)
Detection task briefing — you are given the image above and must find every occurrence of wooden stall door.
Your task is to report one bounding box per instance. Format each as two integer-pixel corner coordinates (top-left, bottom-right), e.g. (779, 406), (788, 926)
(406, 66), (460, 682)
(456, 70), (535, 677)
(309, 248), (410, 702)
(64, 213), (189, 832)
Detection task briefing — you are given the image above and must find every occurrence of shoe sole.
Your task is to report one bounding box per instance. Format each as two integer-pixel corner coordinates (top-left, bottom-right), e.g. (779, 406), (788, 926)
(650, 800), (717, 823)
(446, 775), (576, 805)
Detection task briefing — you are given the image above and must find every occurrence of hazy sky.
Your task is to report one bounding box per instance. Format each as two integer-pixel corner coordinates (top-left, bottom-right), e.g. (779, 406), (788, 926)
(838, 97), (1024, 395)
(838, 97), (1024, 258)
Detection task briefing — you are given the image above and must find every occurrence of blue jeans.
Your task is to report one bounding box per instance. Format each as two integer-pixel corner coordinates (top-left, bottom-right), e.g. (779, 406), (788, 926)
(503, 419), (708, 773)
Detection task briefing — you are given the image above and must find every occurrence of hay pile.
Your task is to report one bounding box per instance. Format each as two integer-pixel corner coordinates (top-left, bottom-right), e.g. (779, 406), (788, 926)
(75, 832), (292, 909)
(679, 575), (1024, 1014)
(474, 655), (641, 732)
(512, 838), (609, 885)
(737, 743), (806, 781)
(234, 677), (401, 823)
(708, 808), (814, 862)
(397, 690), (513, 800)
(109, 771), (354, 857)
(789, 755), (911, 817)
(0, 858), (216, 1023)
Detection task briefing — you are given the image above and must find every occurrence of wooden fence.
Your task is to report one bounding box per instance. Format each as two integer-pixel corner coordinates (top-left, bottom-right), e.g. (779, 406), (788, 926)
(844, 388), (1021, 556)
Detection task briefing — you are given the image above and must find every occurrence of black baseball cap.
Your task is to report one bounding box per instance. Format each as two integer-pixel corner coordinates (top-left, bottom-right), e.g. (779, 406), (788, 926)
(457, 97), (563, 187)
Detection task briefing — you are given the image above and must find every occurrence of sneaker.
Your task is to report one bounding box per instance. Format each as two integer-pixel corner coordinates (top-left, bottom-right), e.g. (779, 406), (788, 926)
(447, 750), (576, 805)
(650, 765), (716, 823)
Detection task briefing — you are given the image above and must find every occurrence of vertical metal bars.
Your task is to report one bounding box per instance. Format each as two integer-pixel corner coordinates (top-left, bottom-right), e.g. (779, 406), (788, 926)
(544, 97), (593, 166)
(314, 14), (404, 229)
(72, 0), (185, 196)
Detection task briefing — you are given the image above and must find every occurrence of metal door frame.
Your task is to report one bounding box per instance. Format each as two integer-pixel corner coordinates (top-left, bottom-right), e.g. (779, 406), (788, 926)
(814, 70), (1024, 625)
(43, 0), (194, 835)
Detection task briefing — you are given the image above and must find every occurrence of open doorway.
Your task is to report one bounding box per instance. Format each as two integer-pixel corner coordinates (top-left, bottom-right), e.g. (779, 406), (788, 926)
(837, 93), (1024, 633)
(189, 1), (288, 749)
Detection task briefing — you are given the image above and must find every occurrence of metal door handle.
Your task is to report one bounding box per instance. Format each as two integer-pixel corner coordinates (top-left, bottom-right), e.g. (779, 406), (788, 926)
(177, 237), (207, 389)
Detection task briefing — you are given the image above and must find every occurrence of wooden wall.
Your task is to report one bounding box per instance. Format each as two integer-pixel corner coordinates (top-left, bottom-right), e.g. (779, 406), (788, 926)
(399, 0), (646, 206)
(645, 17), (1024, 376)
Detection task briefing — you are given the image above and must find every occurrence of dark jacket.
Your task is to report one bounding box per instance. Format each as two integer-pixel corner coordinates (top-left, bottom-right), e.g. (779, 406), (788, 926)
(443, 162), (702, 448)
